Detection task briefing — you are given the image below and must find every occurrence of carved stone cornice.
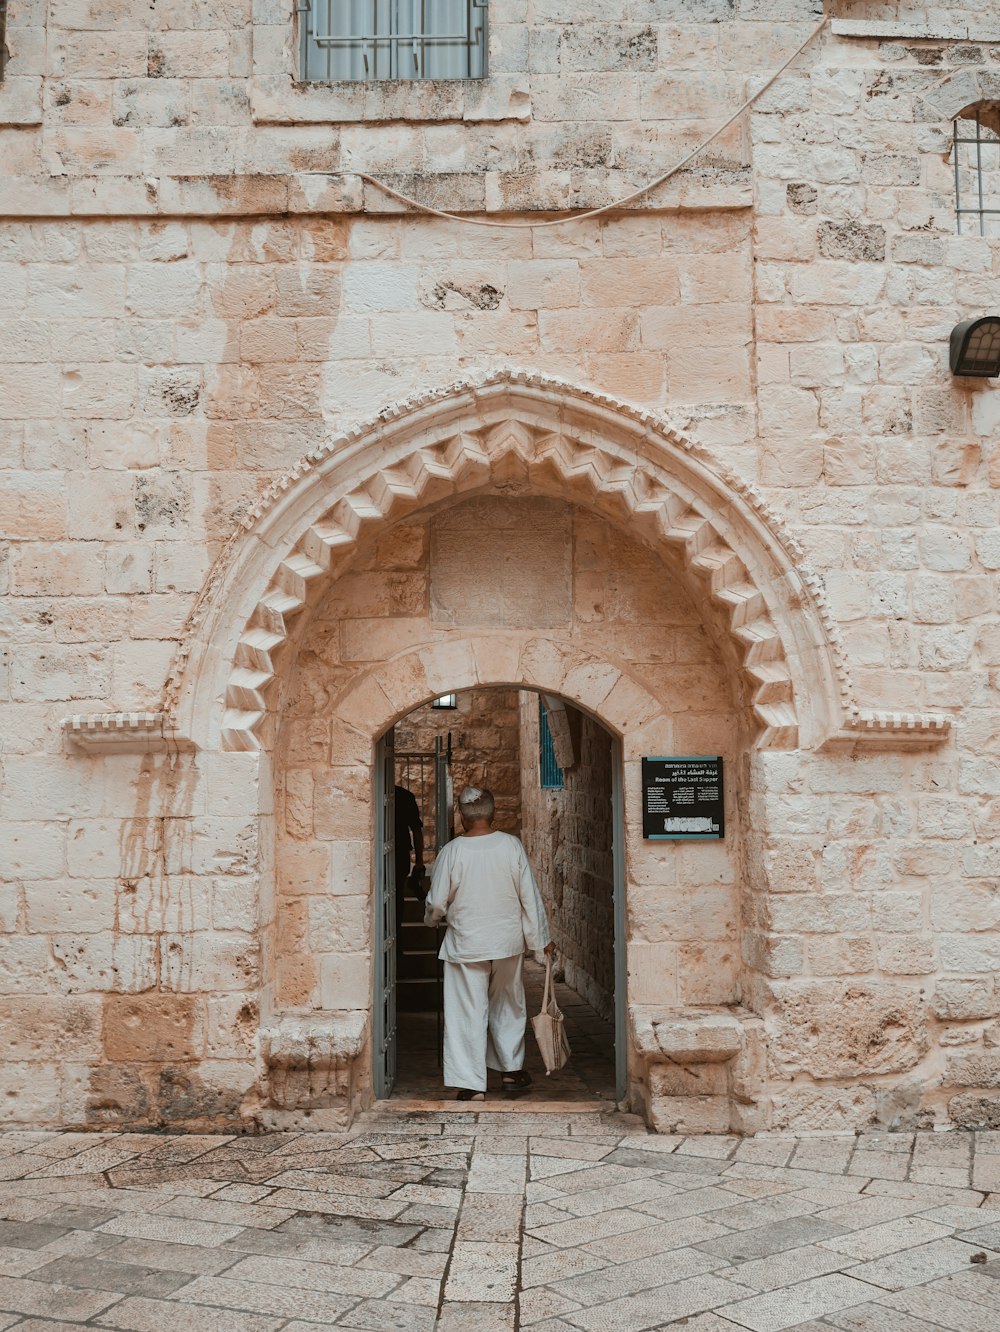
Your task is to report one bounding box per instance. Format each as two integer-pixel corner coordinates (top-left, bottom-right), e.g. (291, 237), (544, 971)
(821, 710), (953, 755)
(62, 711), (196, 754)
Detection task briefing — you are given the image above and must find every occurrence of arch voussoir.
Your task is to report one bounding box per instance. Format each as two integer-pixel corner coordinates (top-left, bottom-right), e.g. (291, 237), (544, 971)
(171, 371), (855, 756)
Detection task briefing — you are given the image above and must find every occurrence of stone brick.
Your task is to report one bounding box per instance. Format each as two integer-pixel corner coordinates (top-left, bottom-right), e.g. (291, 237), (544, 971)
(507, 260), (580, 310)
(944, 1053), (1000, 1089)
(940, 935), (1000, 973)
(932, 979), (997, 1022)
(103, 994), (204, 1063)
(0, 1061), (61, 1122)
(318, 953), (370, 1009)
(769, 982), (928, 1079)
(0, 821), (65, 882)
(24, 878), (117, 933)
(817, 221), (886, 263)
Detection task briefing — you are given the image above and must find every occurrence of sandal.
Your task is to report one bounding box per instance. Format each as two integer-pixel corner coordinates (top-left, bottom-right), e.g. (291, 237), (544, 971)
(501, 1070), (532, 1098)
(456, 1089), (485, 1101)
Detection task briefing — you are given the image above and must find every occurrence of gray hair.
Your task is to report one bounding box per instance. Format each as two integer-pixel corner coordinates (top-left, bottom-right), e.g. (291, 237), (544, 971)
(458, 786), (495, 822)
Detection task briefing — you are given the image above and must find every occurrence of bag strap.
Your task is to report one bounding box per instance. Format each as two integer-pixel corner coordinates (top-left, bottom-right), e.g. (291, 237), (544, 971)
(542, 953), (553, 1010)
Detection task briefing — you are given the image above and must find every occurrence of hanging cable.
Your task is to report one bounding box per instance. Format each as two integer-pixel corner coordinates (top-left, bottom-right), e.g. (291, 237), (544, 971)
(329, 15), (829, 231)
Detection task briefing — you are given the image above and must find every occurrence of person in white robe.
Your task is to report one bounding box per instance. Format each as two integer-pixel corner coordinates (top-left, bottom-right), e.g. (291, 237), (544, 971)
(424, 785), (554, 1100)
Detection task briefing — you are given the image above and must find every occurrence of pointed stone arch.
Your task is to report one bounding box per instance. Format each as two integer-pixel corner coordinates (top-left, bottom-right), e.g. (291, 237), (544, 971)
(917, 65), (1000, 123)
(164, 370), (862, 755)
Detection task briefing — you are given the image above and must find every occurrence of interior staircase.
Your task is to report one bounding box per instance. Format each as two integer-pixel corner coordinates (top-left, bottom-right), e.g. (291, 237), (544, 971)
(397, 888), (444, 1014)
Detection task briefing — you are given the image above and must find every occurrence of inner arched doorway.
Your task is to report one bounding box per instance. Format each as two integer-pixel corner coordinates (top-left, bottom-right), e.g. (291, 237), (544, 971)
(374, 686), (627, 1106)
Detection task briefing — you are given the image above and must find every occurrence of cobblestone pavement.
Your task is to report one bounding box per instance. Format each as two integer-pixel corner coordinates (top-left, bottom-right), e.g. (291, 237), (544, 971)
(0, 1114), (999, 1330)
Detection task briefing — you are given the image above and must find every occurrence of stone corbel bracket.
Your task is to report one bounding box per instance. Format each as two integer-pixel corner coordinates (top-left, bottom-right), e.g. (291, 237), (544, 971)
(821, 710), (952, 756)
(631, 1006), (766, 1135)
(259, 1012), (369, 1110)
(62, 711), (197, 754)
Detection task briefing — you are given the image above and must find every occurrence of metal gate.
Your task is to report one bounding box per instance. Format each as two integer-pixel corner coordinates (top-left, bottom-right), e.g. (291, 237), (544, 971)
(373, 728), (397, 1099)
(434, 734), (452, 852)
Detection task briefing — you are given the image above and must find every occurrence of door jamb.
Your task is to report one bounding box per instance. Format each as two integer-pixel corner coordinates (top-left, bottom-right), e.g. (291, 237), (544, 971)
(611, 735), (627, 1105)
(373, 730), (396, 1099)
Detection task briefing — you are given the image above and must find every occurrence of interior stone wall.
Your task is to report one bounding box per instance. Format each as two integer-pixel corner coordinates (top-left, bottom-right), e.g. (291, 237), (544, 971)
(395, 688), (523, 845)
(519, 698), (616, 1023)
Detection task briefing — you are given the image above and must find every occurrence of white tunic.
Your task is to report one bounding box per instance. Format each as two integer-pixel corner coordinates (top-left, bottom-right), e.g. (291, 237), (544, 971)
(424, 831), (551, 963)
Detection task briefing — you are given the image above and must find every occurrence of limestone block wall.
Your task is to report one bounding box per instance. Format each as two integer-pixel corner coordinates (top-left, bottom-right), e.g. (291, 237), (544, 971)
(2, 0), (1000, 1130)
(1, 0), (759, 212)
(742, 745), (1000, 1132)
(394, 688), (523, 844)
(0, 747), (266, 1127)
(519, 697), (617, 1023)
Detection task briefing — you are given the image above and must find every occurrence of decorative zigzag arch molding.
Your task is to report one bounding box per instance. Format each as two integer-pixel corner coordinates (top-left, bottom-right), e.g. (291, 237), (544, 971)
(143, 370), (947, 757)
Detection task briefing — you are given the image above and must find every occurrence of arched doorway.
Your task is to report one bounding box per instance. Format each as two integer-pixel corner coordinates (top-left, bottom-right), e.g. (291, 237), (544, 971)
(373, 686), (628, 1106)
(266, 478), (745, 1125)
(159, 370), (889, 1134)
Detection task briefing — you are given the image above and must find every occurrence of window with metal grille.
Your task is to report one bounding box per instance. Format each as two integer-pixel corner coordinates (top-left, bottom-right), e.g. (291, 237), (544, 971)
(953, 106), (1000, 237)
(299, 0), (487, 83)
(539, 700), (564, 791)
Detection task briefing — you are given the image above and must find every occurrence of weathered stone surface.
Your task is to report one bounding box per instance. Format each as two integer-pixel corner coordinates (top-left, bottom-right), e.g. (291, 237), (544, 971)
(652, 1014), (743, 1064)
(944, 1053), (1000, 1089)
(769, 983), (928, 1080)
(259, 1014), (369, 1110)
(949, 1093), (1000, 1129)
(771, 1084), (878, 1132)
(932, 979), (998, 1021)
(817, 220), (887, 263)
(0, 1), (996, 1134)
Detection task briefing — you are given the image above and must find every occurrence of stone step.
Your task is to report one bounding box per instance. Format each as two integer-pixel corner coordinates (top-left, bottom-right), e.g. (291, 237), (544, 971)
(399, 951), (441, 980)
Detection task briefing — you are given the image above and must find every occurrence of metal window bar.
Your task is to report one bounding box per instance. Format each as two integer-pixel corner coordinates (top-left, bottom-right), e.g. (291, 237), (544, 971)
(954, 110), (1000, 237)
(396, 751), (435, 854)
(0, 0), (7, 82)
(539, 699), (564, 791)
(299, 0), (487, 82)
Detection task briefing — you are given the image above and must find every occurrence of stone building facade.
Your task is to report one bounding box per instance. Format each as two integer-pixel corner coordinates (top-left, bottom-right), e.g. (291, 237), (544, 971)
(1, 0), (1000, 1132)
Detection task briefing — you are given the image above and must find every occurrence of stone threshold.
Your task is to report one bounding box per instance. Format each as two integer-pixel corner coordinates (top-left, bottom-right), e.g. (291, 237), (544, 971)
(380, 1097), (613, 1113)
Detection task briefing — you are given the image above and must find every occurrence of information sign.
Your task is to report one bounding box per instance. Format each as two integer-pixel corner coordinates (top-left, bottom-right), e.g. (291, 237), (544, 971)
(642, 756), (724, 840)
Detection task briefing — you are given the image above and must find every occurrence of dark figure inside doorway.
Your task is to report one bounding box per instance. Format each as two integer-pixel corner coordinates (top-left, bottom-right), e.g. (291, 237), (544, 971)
(394, 782), (425, 929)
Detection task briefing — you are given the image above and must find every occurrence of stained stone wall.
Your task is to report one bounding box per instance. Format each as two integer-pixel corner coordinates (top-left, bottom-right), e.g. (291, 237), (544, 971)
(2, 0), (1000, 1130)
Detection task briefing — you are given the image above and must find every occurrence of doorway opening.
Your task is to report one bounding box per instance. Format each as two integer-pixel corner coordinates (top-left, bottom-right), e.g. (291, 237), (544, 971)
(374, 687), (626, 1106)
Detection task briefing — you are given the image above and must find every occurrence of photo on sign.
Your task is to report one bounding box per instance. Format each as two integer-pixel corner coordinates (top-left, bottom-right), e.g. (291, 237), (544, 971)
(642, 756), (724, 840)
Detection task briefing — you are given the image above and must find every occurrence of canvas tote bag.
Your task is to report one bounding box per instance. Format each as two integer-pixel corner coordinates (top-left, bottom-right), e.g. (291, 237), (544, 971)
(531, 955), (571, 1075)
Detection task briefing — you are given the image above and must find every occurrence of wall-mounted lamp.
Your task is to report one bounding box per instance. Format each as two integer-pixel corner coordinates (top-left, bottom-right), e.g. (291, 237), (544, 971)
(432, 694), (457, 710)
(950, 316), (1000, 377)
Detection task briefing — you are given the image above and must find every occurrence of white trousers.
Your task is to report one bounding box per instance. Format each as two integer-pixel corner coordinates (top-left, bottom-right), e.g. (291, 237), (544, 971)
(442, 954), (526, 1092)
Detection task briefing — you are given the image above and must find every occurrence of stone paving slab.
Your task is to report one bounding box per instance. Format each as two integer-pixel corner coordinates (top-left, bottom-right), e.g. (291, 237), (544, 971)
(0, 1119), (998, 1328)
